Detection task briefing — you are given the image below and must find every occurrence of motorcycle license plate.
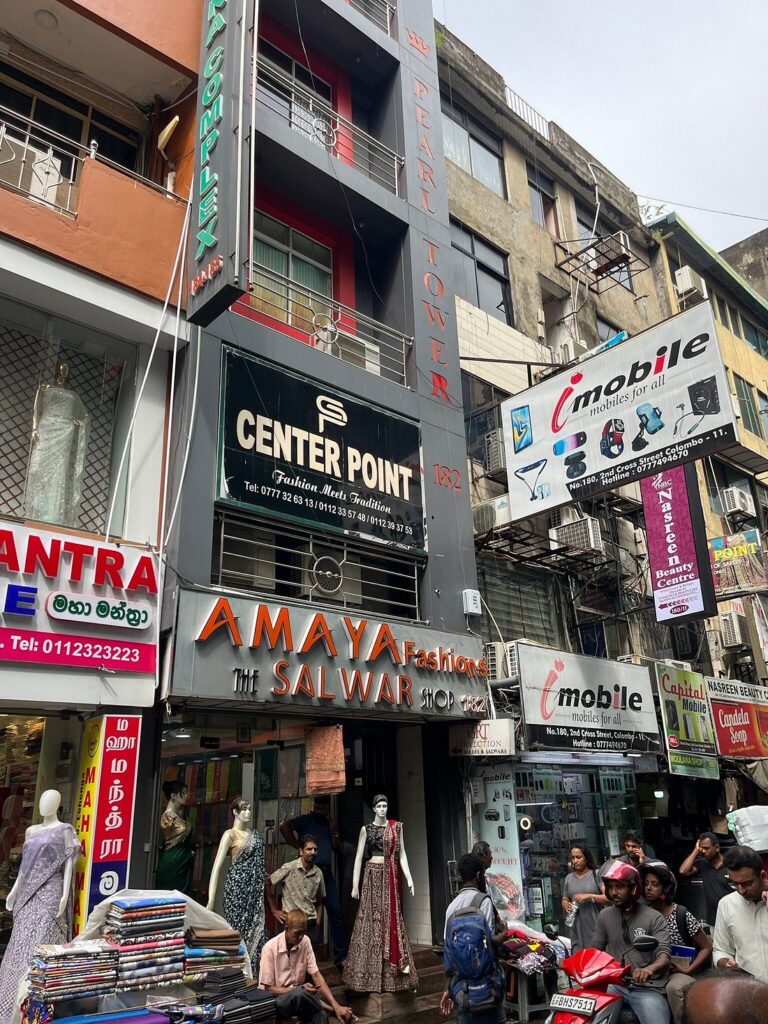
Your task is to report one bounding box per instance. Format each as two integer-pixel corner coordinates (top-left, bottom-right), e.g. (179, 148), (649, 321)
(549, 994), (597, 1015)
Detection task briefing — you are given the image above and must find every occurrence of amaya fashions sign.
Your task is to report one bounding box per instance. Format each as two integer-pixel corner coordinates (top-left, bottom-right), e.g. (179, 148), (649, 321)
(501, 305), (736, 520)
(219, 348), (425, 550)
(654, 664), (719, 779)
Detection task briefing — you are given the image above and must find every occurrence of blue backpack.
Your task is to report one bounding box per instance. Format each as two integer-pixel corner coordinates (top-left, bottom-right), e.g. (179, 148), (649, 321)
(444, 892), (504, 1012)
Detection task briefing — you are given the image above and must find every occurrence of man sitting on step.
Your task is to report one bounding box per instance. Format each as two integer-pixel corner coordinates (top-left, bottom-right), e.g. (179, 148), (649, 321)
(259, 909), (356, 1024)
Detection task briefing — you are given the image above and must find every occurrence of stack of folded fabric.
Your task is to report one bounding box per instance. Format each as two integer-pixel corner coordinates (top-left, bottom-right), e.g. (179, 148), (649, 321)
(102, 896), (186, 992)
(184, 928), (247, 979)
(220, 989), (276, 1023)
(27, 939), (118, 1002)
(198, 966), (246, 999)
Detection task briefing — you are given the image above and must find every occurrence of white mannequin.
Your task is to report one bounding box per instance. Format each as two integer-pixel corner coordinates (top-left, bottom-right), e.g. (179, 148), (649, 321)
(351, 796), (414, 899)
(6, 790), (73, 918)
(206, 801), (253, 910)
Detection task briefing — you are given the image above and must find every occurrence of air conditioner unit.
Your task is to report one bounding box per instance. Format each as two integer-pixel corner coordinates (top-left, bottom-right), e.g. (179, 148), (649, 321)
(549, 506), (582, 530)
(591, 231), (632, 278)
(472, 494), (513, 535)
(720, 611), (748, 648)
(722, 486), (756, 518)
(560, 338), (589, 364)
(662, 658), (693, 671)
(674, 266), (707, 300)
(549, 516), (604, 553)
(299, 545), (362, 606)
(485, 638), (555, 682)
(617, 654), (642, 666)
(484, 429), (506, 475)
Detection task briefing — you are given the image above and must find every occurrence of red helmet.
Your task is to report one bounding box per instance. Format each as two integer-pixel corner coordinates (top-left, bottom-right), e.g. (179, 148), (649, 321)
(602, 859), (642, 899)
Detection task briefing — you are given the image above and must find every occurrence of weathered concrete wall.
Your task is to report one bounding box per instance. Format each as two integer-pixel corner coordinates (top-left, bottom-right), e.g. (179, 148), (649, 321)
(721, 229), (768, 302)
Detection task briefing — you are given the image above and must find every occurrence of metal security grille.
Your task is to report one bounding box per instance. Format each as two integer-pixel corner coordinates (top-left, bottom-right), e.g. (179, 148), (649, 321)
(0, 319), (124, 532)
(212, 507), (422, 621)
(477, 557), (559, 647)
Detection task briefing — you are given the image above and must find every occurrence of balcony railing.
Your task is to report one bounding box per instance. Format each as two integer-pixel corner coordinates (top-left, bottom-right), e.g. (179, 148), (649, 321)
(0, 104), (179, 217)
(505, 85), (550, 142)
(256, 57), (403, 195)
(246, 260), (412, 385)
(348, 0), (396, 35)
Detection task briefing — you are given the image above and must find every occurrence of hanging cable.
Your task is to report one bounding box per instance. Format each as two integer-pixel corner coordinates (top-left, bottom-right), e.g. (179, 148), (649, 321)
(165, 326), (202, 541)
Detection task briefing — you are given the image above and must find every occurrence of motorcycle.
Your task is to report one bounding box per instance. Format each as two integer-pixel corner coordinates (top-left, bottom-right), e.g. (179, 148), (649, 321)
(544, 927), (659, 1024)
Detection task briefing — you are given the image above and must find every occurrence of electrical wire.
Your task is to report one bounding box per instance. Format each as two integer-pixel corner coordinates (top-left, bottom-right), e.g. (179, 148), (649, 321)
(639, 196), (768, 225)
(165, 326), (202, 540)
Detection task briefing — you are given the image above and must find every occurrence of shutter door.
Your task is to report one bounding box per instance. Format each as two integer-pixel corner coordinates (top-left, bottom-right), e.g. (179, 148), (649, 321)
(477, 557), (559, 646)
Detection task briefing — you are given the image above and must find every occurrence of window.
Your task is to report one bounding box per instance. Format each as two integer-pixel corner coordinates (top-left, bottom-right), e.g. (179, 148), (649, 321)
(441, 103), (505, 196)
(705, 457), (753, 517)
(451, 221), (513, 326)
(462, 371), (511, 465)
(728, 305), (742, 338)
(759, 391), (768, 436)
(576, 201), (632, 290)
(250, 210), (333, 334)
(742, 318), (768, 357)
(257, 40), (334, 148)
(596, 316), (620, 345)
(528, 163), (558, 235)
(734, 374), (762, 437)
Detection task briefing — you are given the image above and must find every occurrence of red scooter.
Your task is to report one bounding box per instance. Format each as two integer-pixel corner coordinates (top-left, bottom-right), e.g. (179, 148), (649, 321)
(544, 931), (659, 1024)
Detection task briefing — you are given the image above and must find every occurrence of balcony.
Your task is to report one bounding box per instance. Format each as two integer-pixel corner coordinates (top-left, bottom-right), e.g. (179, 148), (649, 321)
(257, 56), (403, 196)
(239, 260), (412, 386)
(347, 0), (397, 36)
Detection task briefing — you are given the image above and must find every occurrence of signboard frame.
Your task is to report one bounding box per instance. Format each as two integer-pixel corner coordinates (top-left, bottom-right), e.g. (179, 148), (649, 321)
(707, 676), (768, 759)
(708, 529), (768, 598)
(653, 663), (719, 778)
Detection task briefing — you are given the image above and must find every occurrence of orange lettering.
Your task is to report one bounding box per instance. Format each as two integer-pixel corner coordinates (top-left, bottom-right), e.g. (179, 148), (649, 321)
(423, 271), (445, 297)
(418, 134), (434, 159)
(406, 29), (431, 57)
(293, 664), (316, 698)
(398, 675), (414, 705)
(424, 239), (439, 265)
(414, 78), (429, 100)
(418, 159), (435, 187)
(340, 668), (374, 702)
(431, 372), (451, 402)
(251, 605), (293, 651)
(367, 623), (402, 665)
(422, 301), (449, 331)
(272, 661), (291, 695)
(431, 339), (447, 365)
(342, 617), (368, 659)
(299, 613), (338, 656)
(376, 673), (396, 705)
(196, 597), (243, 646)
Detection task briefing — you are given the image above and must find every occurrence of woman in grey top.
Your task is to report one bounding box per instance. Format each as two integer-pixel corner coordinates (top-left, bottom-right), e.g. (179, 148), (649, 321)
(562, 844), (608, 952)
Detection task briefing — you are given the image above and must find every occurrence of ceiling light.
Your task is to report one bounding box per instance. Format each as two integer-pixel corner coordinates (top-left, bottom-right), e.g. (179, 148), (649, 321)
(174, 729), (191, 739)
(34, 9), (59, 30)
(654, 789), (664, 798)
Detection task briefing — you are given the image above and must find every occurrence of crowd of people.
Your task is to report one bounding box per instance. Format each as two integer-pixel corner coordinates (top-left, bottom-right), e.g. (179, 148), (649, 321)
(440, 831), (768, 1024)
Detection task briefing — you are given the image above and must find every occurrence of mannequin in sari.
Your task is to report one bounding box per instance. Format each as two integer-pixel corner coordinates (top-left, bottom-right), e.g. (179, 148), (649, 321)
(156, 780), (195, 894)
(0, 790), (80, 1020)
(343, 794), (417, 992)
(207, 797), (266, 975)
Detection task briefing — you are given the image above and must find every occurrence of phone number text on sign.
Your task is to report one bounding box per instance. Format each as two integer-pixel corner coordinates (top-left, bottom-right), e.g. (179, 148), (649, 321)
(0, 627), (156, 672)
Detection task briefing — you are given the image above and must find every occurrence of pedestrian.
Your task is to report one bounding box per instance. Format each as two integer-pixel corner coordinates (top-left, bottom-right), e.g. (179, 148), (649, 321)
(712, 845), (768, 983)
(268, 835), (326, 950)
(440, 853), (505, 1024)
(470, 841), (506, 939)
(678, 832), (733, 926)
(640, 862), (711, 1023)
(562, 844), (607, 953)
(259, 909), (356, 1024)
(281, 796), (346, 967)
(591, 860), (671, 1024)
(682, 969), (768, 1024)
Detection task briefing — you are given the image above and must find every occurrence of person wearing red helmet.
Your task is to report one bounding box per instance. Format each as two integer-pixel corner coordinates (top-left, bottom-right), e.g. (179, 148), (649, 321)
(591, 860), (671, 1024)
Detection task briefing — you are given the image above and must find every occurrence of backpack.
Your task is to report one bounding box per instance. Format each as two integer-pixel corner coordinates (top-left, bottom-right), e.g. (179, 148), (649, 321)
(444, 892), (504, 1012)
(674, 904), (696, 947)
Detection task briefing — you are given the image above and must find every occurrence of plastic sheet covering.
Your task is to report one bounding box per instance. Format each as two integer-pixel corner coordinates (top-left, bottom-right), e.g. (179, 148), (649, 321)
(25, 385), (89, 528)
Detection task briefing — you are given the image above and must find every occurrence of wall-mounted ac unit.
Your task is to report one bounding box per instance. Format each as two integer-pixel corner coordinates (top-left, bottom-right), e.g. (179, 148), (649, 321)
(549, 516), (604, 553)
(485, 638), (555, 681)
(720, 611), (748, 648)
(663, 658), (693, 671)
(560, 338), (589, 365)
(550, 505), (583, 530)
(300, 546), (362, 605)
(472, 494), (513, 535)
(723, 486), (756, 518)
(484, 429), (506, 476)
(591, 231), (632, 278)
(674, 266), (707, 301)
(617, 654), (642, 666)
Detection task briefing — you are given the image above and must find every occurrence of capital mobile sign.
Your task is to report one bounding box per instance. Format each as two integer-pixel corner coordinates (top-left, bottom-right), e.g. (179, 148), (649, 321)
(518, 643), (660, 753)
(501, 305), (736, 519)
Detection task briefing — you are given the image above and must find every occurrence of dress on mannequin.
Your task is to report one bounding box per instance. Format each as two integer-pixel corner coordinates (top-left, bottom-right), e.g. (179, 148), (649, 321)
(0, 791), (80, 1021)
(156, 782), (194, 894)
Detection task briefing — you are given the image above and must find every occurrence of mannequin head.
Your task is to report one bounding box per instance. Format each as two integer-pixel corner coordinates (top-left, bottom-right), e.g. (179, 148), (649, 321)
(38, 790), (62, 820)
(231, 796), (252, 827)
(54, 359), (70, 387)
(162, 780), (187, 808)
(372, 793), (388, 821)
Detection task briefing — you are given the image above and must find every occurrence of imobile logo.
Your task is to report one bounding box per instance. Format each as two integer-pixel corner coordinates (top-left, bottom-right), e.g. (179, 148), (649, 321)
(550, 333), (710, 434)
(539, 655), (644, 719)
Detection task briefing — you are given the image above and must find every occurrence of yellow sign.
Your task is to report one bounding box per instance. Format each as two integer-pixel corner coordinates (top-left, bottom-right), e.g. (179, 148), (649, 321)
(72, 717), (103, 935)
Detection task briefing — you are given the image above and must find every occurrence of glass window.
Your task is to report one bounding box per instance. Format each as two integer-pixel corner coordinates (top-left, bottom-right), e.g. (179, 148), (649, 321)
(441, 103), (505, 196)
(596, 316), (620, 344)
(743, 319), (761, 352)
(759, 391), (768, 436)
(451, 221), (513, 326)
(728, 305), (742, 338)
(528, 163), (558, 235)
(716, 295), (729, 327)
(734, 374), (762, 437)
(577, 202), (632, 290)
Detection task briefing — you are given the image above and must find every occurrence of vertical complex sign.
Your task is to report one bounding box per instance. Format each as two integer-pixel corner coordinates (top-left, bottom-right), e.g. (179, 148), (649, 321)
(72, 715), (141, 933)
(708, 530), (768, 596)
(501, 305), (736, 519)
(187, 0), (255, 325)
(640, 463), (716, 623)
(653, 664), (718, 778)
(707, 677), (768, 758)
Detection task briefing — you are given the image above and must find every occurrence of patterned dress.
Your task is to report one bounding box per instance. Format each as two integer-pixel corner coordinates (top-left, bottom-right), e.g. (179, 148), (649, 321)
(343, 821), (417, 992)
(222, 829), (266, 976)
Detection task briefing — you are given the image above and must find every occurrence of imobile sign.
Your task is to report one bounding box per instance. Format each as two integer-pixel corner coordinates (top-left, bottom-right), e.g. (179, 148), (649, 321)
(501, 305), (736, 519)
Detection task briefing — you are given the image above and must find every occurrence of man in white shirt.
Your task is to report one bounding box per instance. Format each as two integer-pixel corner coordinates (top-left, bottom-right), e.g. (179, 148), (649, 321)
(712, 845), (768, 984)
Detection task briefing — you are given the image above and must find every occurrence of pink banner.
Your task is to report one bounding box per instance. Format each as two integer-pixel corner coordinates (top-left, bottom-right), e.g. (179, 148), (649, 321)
(0, 627), (156, 673)
(641, 467), (706, 622)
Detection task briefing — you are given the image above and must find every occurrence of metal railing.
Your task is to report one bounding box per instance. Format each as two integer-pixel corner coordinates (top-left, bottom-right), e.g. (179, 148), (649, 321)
(348, 0), (396, 35)
(505, 85), (550, 142)
(0, 103), (182, 216)
(257, 57), (403, 195)
(247, 259), (412, 385)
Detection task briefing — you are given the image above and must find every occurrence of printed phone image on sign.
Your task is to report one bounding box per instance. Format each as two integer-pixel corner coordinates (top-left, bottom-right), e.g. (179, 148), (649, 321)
(510, 406), (532, 453)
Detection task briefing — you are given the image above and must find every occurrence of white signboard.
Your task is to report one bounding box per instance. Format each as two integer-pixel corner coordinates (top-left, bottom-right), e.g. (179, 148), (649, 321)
(501, 305), (735, 519)
(517, 643), (660, 753)
(449, 718), (515, 756)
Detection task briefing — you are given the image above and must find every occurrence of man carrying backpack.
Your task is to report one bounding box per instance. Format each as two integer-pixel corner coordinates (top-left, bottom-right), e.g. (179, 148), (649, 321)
(441, 852), (506, 1023)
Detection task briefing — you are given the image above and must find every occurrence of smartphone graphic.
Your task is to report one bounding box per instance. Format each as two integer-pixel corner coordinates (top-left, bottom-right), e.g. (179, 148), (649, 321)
(664, 699), (680, 732)
(682, 714), (698, 742)
(511, 405), (533, 453)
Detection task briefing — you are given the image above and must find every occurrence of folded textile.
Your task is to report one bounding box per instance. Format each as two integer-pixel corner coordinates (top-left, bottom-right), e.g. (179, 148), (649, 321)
(185, 928), (241, 946)
(111, 897), (187, 911)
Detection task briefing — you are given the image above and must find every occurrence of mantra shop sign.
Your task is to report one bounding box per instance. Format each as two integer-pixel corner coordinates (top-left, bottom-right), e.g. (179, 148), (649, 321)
(0, 523), (158, 674)
(172, 590), (489, 718)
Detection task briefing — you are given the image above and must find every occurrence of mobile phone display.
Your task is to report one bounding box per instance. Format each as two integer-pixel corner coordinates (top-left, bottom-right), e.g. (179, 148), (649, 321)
(511, 405), (532, 453)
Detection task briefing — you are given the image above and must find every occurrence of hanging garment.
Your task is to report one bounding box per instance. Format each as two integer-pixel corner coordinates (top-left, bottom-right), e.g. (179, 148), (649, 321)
(305, 725), (345, 796)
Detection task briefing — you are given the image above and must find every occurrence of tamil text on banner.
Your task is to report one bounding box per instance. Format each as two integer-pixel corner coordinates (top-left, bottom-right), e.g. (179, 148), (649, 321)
(517, 643), (660, 753)
(653, 664), (719, 778)
(72, 714), (141, 934)
(219, 348), (425, 551)
(640, 464), (716, 624)
(708, 529), (768, 597)
(706, 677), (768, 759)
(500, 305), (735, 520)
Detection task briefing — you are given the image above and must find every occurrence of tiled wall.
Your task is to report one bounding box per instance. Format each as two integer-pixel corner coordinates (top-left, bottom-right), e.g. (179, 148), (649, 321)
(396, 726), (432, 946)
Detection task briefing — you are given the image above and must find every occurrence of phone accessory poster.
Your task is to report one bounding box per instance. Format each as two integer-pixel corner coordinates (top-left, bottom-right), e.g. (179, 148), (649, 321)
(501, 304), (736, 521)
(654, 664), (719, 778)
(707, 676), (768, 758)
(475, 767), (524, 926)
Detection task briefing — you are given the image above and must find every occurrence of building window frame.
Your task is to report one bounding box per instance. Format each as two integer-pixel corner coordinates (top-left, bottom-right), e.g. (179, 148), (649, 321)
(576, 201), (633, 291)
(528, 163), (559, 236)
(441, 101), (505, 197)
(734, 373), (763, 438)
(451, 220), (514, 327)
